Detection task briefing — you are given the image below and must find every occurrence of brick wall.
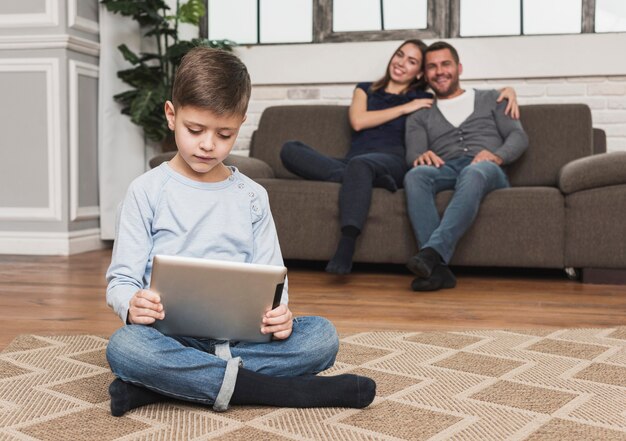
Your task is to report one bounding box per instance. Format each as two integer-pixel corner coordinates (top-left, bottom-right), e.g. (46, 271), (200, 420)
(233, 76), (626, 154)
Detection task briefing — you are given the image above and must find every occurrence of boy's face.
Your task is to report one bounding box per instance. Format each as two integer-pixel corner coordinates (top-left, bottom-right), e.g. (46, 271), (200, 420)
(165, 101), (245, 182)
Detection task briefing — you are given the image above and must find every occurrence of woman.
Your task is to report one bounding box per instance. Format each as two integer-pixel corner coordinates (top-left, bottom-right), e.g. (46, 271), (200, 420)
(280, 40), (518, 275)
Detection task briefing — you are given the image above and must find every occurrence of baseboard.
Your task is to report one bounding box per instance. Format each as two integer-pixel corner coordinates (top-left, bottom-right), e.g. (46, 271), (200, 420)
(0, 228), (109, 255)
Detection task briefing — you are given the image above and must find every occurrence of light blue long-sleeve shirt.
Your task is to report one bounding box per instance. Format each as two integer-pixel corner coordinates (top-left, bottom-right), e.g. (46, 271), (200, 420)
(106, 162), (288, 323)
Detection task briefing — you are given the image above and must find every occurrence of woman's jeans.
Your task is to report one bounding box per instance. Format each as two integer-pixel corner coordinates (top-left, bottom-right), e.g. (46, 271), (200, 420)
(280, 141), (407, 230)
(106, 316), (338, 412)
(403, 156), (510, 264)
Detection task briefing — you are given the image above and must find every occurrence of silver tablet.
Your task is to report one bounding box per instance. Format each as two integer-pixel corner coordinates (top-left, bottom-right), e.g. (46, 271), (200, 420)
(150, 254), (287, 342)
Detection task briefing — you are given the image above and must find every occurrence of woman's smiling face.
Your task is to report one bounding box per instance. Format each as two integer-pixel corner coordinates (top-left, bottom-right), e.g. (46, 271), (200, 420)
(388, 43), (423, 86)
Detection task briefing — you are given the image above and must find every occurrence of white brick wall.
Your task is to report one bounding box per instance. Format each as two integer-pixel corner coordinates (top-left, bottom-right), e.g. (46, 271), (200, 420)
(233, 76), (626, 154)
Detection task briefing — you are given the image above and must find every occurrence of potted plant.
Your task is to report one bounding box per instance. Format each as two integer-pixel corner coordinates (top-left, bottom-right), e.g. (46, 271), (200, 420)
(101, 0), (234, 148)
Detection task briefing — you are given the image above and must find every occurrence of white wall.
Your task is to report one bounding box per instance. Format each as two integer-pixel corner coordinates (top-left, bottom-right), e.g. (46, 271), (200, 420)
(234, 33), (626, 153)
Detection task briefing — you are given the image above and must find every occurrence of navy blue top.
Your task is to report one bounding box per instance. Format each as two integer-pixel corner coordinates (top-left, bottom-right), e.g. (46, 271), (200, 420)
(348, 82), (432, 159)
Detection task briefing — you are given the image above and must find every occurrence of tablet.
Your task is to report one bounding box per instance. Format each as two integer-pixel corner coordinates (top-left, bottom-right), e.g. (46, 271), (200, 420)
(150, 254), (287, 342)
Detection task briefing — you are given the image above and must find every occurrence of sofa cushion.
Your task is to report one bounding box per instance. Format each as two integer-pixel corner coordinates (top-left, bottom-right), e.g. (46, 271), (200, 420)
(445, 187), (565, 268)
(507, 104), (593, 187)
(259, 177), (565, 267)
(258, 178), (415, 262)
(251, 106), (352, 179)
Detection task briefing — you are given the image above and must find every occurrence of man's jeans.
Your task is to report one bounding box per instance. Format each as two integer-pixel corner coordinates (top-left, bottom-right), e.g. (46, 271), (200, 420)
(106, 316), (338, 411)
(403, 156), (510, 264)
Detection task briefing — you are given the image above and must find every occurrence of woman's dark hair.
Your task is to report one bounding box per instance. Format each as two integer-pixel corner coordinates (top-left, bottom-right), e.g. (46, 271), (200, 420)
(370, 39), (427, 94)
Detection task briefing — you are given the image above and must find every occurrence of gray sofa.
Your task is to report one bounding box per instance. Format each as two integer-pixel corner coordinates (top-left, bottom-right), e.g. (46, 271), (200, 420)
(152, 104), (626, 283)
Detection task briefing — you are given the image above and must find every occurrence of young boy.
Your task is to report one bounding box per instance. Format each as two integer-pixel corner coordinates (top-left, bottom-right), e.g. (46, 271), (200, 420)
(105, 47), (376, 416)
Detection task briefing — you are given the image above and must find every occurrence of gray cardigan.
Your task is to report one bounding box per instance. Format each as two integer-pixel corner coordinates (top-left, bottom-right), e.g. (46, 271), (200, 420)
(405, 89), (529, 166)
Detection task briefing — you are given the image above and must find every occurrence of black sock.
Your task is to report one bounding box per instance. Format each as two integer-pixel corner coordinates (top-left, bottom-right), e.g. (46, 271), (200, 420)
(109, 378), (167, 417)
(373, 174), (398, 192)
(411, 264), (457, 292)
(406, 247), (444, 278)
(325, 226), (360, 275)
(326, 236), (356, 275)
(230, 368), (376, 408)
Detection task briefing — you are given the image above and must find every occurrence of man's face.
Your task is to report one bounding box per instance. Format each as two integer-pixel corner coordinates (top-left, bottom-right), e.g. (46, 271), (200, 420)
(424, 49), (463, 98)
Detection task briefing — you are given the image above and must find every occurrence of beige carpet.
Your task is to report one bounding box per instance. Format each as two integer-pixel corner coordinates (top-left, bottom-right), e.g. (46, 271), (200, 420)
(1, 328), (625, 441)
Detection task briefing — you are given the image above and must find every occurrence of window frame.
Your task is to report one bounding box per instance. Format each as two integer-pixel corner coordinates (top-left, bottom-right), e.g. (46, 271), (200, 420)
(200, 0), (601, 43)
(314, 0), (448, 42)
(449, 0), (597, 38)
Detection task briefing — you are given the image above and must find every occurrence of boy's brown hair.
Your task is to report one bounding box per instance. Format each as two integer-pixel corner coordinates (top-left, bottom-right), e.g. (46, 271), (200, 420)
(171, 47), (251, 116)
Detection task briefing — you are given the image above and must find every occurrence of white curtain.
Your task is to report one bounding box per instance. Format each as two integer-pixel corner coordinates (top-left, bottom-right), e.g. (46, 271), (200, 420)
(98, 4), (146, 239)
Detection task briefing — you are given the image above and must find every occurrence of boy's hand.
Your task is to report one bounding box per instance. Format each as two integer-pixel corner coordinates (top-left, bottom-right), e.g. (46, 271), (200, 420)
(261, 304), (293, 340)
(128, 289), (164, 325)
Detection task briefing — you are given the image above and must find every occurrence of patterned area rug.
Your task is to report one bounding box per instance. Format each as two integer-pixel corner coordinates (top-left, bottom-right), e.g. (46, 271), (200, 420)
(1, 328), (625, 441)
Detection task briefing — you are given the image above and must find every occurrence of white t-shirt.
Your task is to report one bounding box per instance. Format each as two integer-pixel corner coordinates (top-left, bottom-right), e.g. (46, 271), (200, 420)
(437, 88), (475, 127)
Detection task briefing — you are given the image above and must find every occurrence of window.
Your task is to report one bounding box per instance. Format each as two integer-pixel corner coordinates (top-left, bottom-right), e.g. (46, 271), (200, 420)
(523, 0), (582, 35)
(332, 0), (428, 32)
(208, 0), (257, 44)
(205, 0), (441, 44)
(595, 0), (626, 32)
(459, 0), (583, 37)
(260, 0), (313, 43)
(202, 0), (622, 44)
(460, 0), (520, 37)
(207, 0), (313, 44)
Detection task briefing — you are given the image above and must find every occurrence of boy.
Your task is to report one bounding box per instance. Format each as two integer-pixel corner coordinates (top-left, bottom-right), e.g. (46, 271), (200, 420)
(105, 48), (376, 416)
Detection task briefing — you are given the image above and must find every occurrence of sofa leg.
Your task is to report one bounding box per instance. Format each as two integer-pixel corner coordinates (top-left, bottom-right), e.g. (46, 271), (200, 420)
(564, 267), (579, 280)
(581, 268), (626, 285)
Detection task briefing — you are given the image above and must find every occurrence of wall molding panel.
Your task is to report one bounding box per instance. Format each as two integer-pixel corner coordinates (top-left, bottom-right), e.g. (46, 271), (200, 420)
(0, 229), (108, 255)
(0, 0), (59, 28)
(0, 34), (100, 56)
(0, 58), (62, 222)
(69, 60), (100, 222)
(68, 0), (99, 35)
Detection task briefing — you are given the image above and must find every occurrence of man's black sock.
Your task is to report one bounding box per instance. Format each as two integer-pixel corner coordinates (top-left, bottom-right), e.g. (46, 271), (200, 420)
(411, 264), (457, 292)
(406, 247), (444, 278)
(230, 368), (376, 408)
(326, 226), (360, 275)
(109, 378), (167, 417)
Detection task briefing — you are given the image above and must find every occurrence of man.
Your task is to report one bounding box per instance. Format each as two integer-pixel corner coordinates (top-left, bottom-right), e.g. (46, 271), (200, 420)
(403, 41), (528, 291)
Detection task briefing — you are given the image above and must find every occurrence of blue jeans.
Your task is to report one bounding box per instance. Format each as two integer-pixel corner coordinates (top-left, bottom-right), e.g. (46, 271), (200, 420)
(106, 316), (338, 411)
(403, 156), (510, 263)
(280, 141), (407, 230)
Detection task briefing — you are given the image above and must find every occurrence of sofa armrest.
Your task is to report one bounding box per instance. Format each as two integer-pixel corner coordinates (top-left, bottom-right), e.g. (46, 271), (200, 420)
(224, 154), (275, 179)
(559, 152), (626, 195)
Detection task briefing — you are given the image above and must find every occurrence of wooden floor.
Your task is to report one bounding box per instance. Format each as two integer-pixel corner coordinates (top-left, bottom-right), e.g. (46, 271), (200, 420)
(1, 249), (625, 349)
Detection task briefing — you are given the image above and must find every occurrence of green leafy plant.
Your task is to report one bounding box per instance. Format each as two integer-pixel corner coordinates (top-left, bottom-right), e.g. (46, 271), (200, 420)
(101, 0), (234, 143)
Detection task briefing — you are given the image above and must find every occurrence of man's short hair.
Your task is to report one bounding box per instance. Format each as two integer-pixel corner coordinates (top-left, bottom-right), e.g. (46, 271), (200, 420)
(425, 41), (460, 64)
(172, 47), (251, 117)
